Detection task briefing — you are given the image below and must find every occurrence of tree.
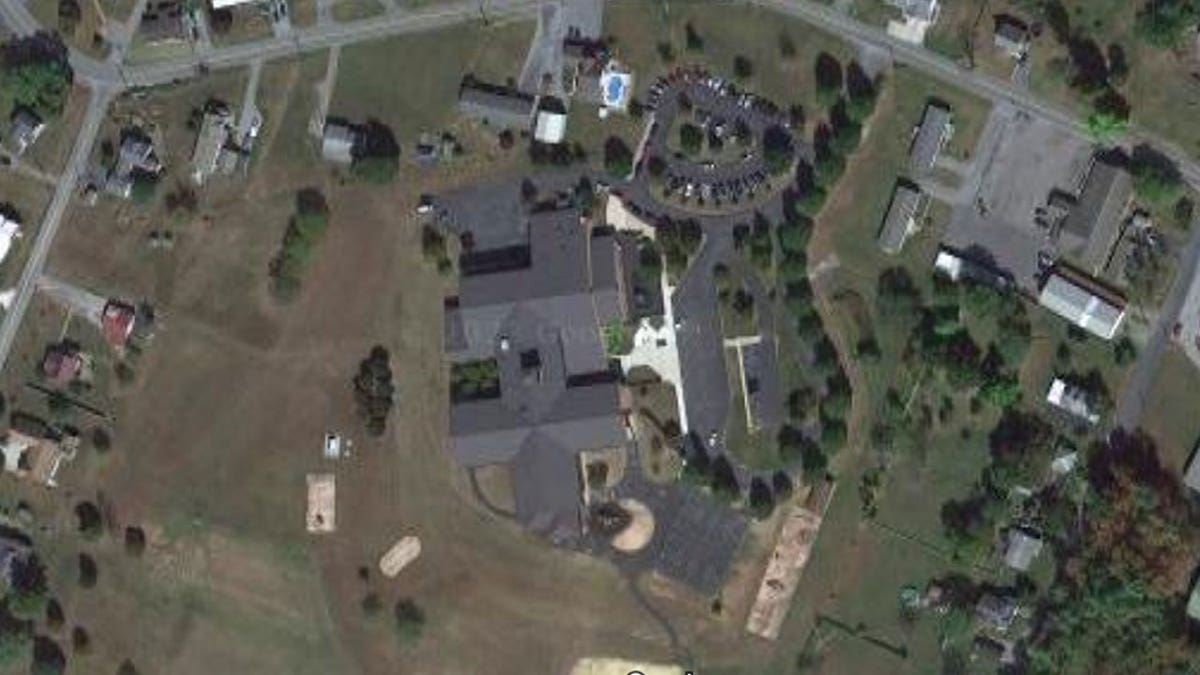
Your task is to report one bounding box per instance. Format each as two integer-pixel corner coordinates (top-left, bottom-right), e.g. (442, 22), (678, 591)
(77, 553), (97, 589)
(747, 477), (774, 520)
(45, 599), (63, 632)
(1130, 145), (1183, 207)
(1134, 0), (1199, 48)
(1, 34), (73, 118)
(30, 636), (65, 675)
(684, 22), (704, 51)
(393, 598), (426, 644)
(778, 32), (796, 59)
(69, 626), (89, 655)
(124, 526), (146, 557)
(732, 55), (754, 81)
(116, 659), (140, 675)
(353, 345), (395, 436)
(352, 120), (401, 184)
(813, 52), (843, 107)
(74, 501), (103, 540)
(0, 624), (30, 667)
(677, 123), (704, 156)
(207, 8), (232, 33)
(8, 555), (48, 619)
(361, 592), (383, 617)
(1086, 103), (1128, 143)
(90, 427), (110, 454)
(761, 125), (795, 176)
(709, 455), (740, 502)
(656, 41), (675, 63)
(603, 136), (632, 177)
(771, 471), (794, 501)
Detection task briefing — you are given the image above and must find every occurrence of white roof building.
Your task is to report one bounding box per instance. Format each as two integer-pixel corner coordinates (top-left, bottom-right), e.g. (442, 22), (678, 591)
(534, 108), (568, 145)
(0, 216), (22, 266)
(1183, 447), (1200, 495)
(1001, 528), (1043, 572)
(1045, 377), (1100, 425)
(210, 0), (263, 9)
(1037, 270), (1126, 340)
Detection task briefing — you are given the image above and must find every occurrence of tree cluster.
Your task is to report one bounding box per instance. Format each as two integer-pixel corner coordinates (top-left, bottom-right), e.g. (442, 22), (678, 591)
(353, 345), (395, 436)
(269, 189), (330, 301)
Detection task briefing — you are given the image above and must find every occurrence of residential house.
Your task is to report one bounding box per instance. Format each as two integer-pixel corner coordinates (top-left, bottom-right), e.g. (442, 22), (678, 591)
(321, 121), (360, 164)
(0, 534), (30, 586)
(1001, 527), (1044, 572)
(1045, 377), (1101, 424)
(1044, 153), (1132, 275)
(0, 214), (22, 267)
(975, 593), (1019, 632)
(444, 208), (629, 544)
(101, 301), (137, 348)
(933, 246), (1012, 290)
(534, 96), (569, 145)
(877, 181), (927, 254)
(1037, 266), (1126, 339)
(0, 427), (69, 488)
(887, 0), (940, 44)
(993, 15), (1031, 58)
(909, 102), (952, 172)
(1189, 575), (1200, 621)
(138, 0), (186, 43)
(9, 108), (45, 156)
(1183, 444), (1200, 494)
(41, 343), (83, 387)
(104, 129), (164, 199)
(457, 80), (536, 131)
(191, 103), (235, 184)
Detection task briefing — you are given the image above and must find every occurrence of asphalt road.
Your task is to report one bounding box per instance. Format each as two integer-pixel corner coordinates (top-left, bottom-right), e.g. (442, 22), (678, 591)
(1, 0), (1198, 428)
(0, 87), (111, 372)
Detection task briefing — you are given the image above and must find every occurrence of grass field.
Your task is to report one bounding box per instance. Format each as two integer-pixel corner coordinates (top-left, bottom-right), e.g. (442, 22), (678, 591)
(1140, 346), (1200, 474)
(331, 19), (534, 143)
(331, 0), (386, 22)
(605, 0), (855, 141)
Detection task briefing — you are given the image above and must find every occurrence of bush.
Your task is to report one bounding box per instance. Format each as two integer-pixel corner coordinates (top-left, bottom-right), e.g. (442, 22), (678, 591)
(1, 34), (73, 118)
(778, 32), (796, 59)
(361, 592), (383, 617)
(74, 502), (103, 539)
(124, 526), (146, 557)
(31, 636), (65, 675)
(269, 189), (329, 300)
(1135, 0), (1198, 48)
(45, 599), (64, 631)
(351, 155), (399, 184)
(747, 477), (774, 520)
(353, 345), (395, 436)
(678, 123), (704, 156)
(8, 556), (48, 619)
(393, 598), (426, 643)
(77, 553), (97, 589)
(1130, 145), (1183, 207)
(603, 136), (633, 177)
(69, 627), (89, 655)
(732, 55), (754, 80)
(90, 427), (110, 453)
(761, 125), (795, 176)
(814, 52), (843, 107)
(0, 625), (30, 667)
(684, 21), (704, 51)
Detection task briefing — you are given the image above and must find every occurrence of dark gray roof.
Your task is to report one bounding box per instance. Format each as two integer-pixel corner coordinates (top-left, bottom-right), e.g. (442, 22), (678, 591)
(878, 182), (925, 254)
(9, 109), (44, 151)
(512, 431), (583, 542)
(1058, 155), (1131, 273)
(975, 593), (1018, 631)
(909, 102), (952, 172)
(994, 15), (1030, 49)
(445, 209), (629, 540)
(458, 83), (535, 129)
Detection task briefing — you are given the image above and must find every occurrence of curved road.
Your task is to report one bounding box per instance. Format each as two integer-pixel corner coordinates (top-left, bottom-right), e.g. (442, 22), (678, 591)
(0, 0), (1196, 426)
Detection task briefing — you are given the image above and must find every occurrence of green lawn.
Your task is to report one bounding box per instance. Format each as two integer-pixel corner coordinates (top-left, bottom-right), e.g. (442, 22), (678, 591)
(605, 0), (855, 140)
(330, 19), (535, 143)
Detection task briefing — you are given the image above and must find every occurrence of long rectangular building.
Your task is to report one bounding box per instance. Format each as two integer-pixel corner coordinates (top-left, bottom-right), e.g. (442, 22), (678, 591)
(1037, 268), (1126, 340)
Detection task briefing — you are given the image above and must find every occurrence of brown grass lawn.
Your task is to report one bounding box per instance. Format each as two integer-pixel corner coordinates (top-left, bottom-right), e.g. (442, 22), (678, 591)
(3, 26), (811, 672)
(29, 0), (111, 59)
(1140, 346), (1200, 474)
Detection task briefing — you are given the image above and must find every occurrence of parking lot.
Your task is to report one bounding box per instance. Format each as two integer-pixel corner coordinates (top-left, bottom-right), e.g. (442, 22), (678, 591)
(943, 107), (1093, 292)
(642, 66), (794, 212)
